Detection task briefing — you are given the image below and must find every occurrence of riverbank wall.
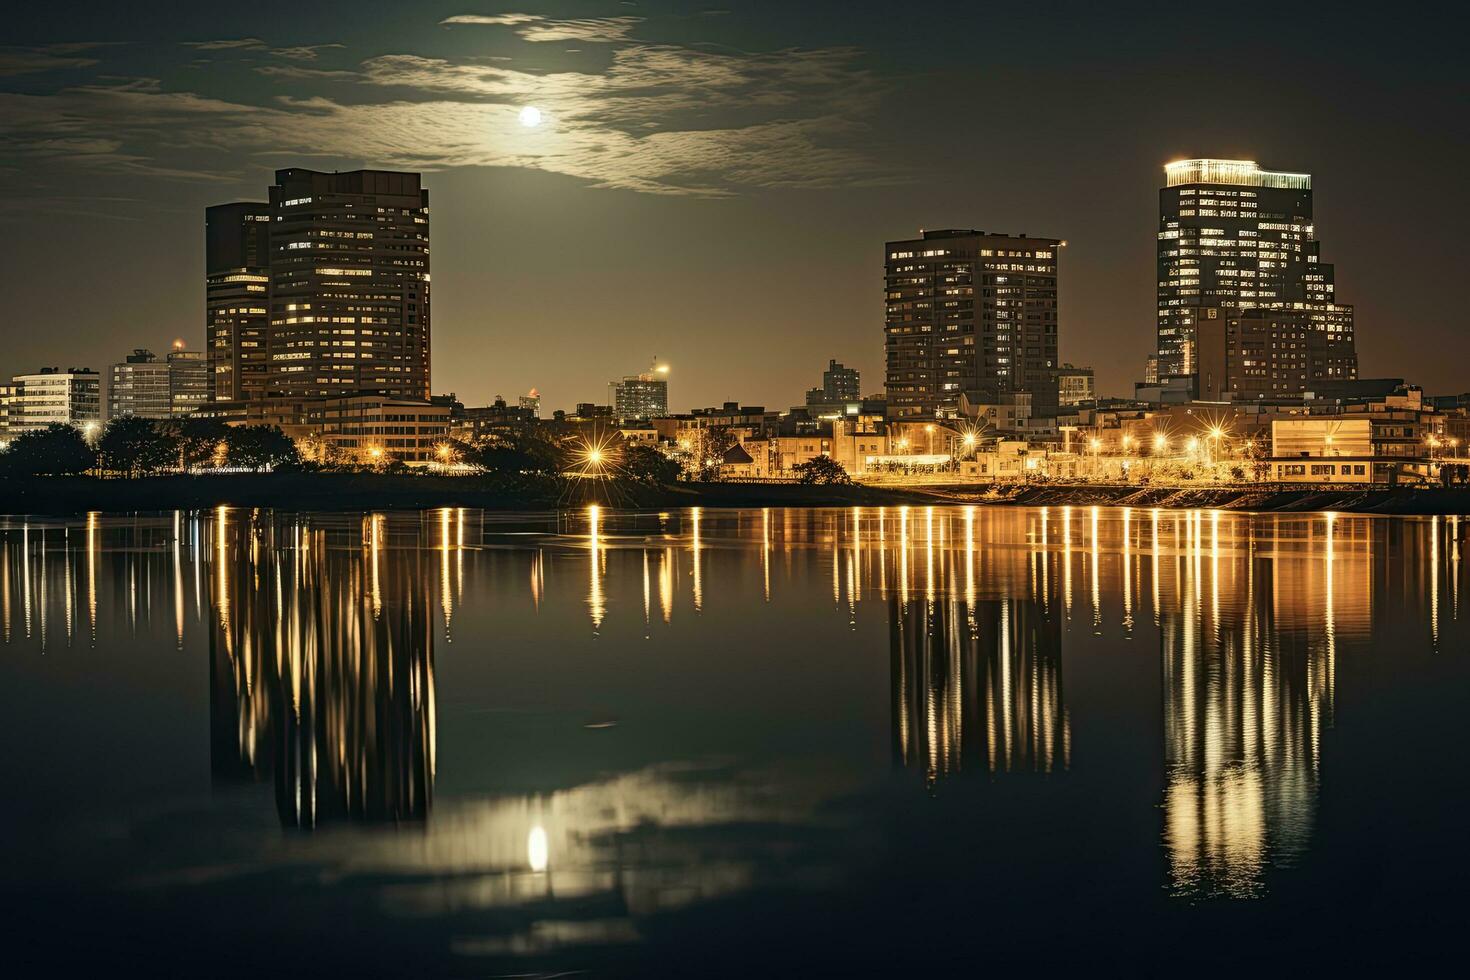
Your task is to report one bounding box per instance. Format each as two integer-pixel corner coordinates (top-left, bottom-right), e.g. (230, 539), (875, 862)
(2, 474), (1469, 515)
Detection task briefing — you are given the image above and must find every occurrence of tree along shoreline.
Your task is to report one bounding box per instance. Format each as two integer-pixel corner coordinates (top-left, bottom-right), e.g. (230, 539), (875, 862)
(2, 473), (1470, 516)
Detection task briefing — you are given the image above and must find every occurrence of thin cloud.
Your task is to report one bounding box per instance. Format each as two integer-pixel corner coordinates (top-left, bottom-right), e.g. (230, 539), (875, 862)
(440, 13), (541, 26)
(271, 43), (345, 61)
(0, 43), (104, 77)
(439, 12), (643, 42)
(517, 17), (643, 43)
(184, 38), (268, 51)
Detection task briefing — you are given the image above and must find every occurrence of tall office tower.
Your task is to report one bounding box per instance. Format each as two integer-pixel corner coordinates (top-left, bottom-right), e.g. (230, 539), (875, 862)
(205, 203), (271, 402)
(885, 229), (1061, 419)
(168, 347), (209, 416)
(1153, 159), (1356, 395)
(7, 368), (101, 435)
(266, 169), (430, 399)
(108, 349), (172, 419)
(611, 369), (669, 422)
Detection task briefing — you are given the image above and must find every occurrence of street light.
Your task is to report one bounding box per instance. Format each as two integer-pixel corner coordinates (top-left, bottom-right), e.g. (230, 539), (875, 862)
(1154, 433), (1168, 453)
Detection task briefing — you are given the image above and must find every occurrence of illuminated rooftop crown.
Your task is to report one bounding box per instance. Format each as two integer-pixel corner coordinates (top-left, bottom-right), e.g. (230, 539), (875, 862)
(1164, 159), (1311, 190)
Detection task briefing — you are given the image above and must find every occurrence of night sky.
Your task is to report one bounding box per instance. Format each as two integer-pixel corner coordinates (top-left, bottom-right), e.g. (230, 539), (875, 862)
(2, 1), (1464, 411)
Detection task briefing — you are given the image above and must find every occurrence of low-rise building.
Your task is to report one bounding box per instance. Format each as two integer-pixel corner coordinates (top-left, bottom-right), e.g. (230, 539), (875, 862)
(1055, 365), (1095, 406)
(109, 350), (172, 419)
(303, 393), (452, 463)
(6, 368), (102, 435)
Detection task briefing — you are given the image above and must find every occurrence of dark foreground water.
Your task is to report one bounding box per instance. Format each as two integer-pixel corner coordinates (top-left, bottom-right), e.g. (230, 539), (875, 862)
(1, 506), (1465, 976)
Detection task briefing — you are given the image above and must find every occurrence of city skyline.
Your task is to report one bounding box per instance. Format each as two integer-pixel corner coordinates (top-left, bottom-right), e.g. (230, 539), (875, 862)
(1, 2), (1464, 412)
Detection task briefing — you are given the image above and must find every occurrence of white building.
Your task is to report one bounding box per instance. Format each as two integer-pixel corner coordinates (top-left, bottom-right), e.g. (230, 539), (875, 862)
(6, 368), (102, 436)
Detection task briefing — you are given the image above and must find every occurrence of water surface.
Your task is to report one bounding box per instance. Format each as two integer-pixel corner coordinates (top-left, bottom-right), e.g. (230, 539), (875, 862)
(1, 506), (1465, 975)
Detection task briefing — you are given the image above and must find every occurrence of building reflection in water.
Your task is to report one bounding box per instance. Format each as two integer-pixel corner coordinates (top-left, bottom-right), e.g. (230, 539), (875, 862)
(1156, 512), (1366, 899)
(887, 527), (1068, 784)
(1, 506), (1466, 917)
(208, 508), (436, 828)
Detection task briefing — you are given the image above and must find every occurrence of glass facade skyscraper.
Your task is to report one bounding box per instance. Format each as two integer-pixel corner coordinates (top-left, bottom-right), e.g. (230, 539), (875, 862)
(1153, 159), (1356, 396)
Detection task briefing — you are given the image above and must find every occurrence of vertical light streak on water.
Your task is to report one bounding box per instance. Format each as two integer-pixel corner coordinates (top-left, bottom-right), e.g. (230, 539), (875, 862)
(588, 505), (604, 632)
(898, 507), (910, 608)
(61, 528), (72, 645)
(1430, 515), (1439, 647)
(1062, 506), (1073, 615)
(1000, 597), (1013, 771)
(1210, 510), (1221, 647)
(1152, 508), (1161, 626)
(660, 547), (674, 624)
(1040, 506), (1050, 606)
(690, 507), (703, 613)
(924, 507), (935, 604)
(456, 507), (465, 600)
(1090, 506), (1101, 628)
(878, 506), (888, 598)
(761, 508), (770, 603)
(1, 540), (9, 643)
(1122, 507), (1133, 631)
(440, 508), (452, 641)
(964, 506), (976, 608)
(173, 511), (183, 649)
(369, 513), (383, 621)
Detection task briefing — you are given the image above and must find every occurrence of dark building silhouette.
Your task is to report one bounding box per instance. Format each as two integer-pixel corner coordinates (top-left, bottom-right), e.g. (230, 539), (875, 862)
(205, 202), (271, 402)
(885, 229), (1061, 419)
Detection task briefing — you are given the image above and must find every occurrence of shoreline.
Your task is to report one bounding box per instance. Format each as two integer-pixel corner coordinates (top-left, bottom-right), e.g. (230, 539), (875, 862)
(1, 473), (1469, 516)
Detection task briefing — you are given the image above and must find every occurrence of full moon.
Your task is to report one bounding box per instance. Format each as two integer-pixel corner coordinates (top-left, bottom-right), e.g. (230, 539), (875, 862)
(518, 106), (543, 128)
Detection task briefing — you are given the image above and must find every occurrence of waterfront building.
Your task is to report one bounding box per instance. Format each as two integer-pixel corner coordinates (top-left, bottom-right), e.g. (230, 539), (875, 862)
(301, 393), (452, 463)
(108, 350), (172, 419)
(205, 202), (271, 403)
(611, 368), (669, 422)
(266, 169), (431, 400)
(6, 368), (102, 435)
(1151, 159), (1358, 396)
(885, 229), (1061, 419)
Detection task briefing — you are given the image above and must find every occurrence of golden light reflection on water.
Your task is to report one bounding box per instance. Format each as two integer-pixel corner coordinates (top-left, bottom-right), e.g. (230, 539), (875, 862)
(0, 505), (1464, 928)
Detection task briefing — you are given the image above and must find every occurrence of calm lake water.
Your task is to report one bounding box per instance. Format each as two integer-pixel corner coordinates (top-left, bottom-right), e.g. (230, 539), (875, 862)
(1, 506), (1465, 975)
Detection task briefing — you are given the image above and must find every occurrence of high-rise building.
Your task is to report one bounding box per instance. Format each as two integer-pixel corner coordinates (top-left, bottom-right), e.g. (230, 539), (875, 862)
(205, 202), (271, 403)
(885, 229), (1061, 419)
(7, 368), (101, 435)
(817, 359), (861, 402)
(168, 347), (209, 416)
(1152, 159), (1357, 396)
(266, 169), (430, 400)
(108, 350), (171, 419)
(611, 368), (669, 422)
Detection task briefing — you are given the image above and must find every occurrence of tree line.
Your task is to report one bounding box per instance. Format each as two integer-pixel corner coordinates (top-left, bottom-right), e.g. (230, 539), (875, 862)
(0, 417), (298, 477)
(0, 417), (685, 484)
